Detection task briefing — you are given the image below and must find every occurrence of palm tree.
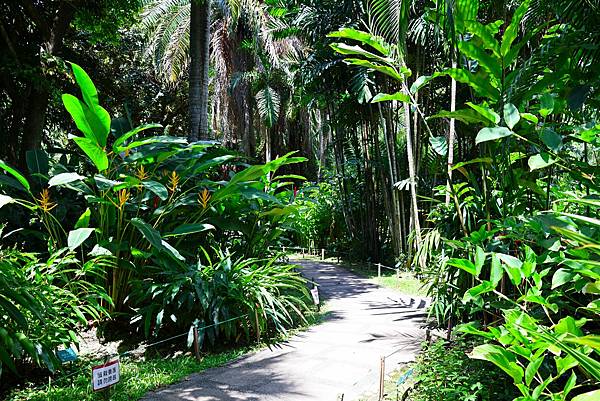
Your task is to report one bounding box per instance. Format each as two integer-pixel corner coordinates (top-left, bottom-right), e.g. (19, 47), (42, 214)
(189, 0), (211, 141)
(141, 0), (283, 145)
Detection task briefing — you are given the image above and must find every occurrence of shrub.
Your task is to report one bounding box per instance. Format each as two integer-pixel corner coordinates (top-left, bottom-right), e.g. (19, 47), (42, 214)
(0, 248), (111, 378)
(0, 63), (306, 312)
(408, 337), (519, 401)
(128, 249), (312, 346)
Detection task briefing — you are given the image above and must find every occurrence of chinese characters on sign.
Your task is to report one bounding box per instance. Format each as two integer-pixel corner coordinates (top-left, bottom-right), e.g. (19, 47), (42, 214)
(92, 359), (120, 391)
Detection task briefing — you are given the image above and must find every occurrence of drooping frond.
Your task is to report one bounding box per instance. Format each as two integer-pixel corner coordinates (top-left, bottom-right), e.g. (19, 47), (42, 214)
(256, 86), (281, 128)
(366, 0), (410, 50)
(140, 0), (191, 83)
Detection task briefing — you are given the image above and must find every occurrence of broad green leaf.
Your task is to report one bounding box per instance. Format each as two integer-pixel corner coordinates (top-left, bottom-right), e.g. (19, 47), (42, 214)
(113, 123), (162, 153)
(539, 93), (555, 117)
(474, 246), (486, 275)
(371, 92), (411, 103)
(410, 75), (434, 93)
(464, 21), (501, 57)
(164, 223), (215, 237)
(75, 208), (91, 229)
(528, 153), (556, 171)
(520, 113), (539, 124)
(429, 136), (448, 157)
(69, 63), (111, 146)
(131, 218), (184, 262)
(89, 244), (112, 256)
(467, 102), (500, 124)
(503, 103), (520, 129)
(67, 228), (95, 250)
(327, 28), (391, 55)
(539, 128), (562, 151)
(0, 194), (14, 209)
(497, 253), (523, 285)
(585, 300), (600, 313)
(552, 268), (576, 289)
(525, 357), (544, 386)
(450, 158), (493, 171)
(554, 317), (585, 337)
(572, 390), (600, 401)
(470, 344), (524, 383)
(118, 135), (187, 152)
(458, 41), (502, 80)
(429, 109), (494, 125)
(160, 240), (185, 261)
(62, 94), (95, 140)
(131, 218), (163, 250)
(444, 68), (500, 101)
(70, 63), (99, 108)
(447, 258), (477, 276)
(475, 127), (513, 144)
(457, 322), (495, 339)
(48, 172), (86, 187)
(463, 281), (494, 302)
(563, 372), (577, 397)
(342, 58), (404, 82)
(0, 160), (30, 192)
(142, 181), (168, 201)
(330, 43), (394, 65)
(500, 0), (530, 58)
(71, 137), (109, 171)
(490, 253), (503, 286)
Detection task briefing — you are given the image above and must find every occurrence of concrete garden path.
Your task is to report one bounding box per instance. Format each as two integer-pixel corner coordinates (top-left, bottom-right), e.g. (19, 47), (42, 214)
(142, 260), (429, 401)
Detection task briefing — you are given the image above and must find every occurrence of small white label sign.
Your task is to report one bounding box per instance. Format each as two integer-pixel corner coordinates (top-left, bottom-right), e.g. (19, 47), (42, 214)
(311, 287), (320, 305)
(92, 359), (120, 391)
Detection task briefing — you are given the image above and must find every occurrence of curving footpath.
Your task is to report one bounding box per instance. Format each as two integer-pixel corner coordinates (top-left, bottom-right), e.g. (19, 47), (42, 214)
(142, 260), (429, 401)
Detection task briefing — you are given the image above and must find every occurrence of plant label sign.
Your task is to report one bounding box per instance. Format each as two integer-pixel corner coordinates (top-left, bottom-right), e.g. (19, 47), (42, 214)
(92, 359), (120, 391)
(311, 287), (320, 305)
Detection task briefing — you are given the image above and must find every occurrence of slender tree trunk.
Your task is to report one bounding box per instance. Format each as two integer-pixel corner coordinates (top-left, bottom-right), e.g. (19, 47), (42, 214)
(189, 0), (211, 142)
(445, 60), (458, 205)
(402, 82), (422, 250)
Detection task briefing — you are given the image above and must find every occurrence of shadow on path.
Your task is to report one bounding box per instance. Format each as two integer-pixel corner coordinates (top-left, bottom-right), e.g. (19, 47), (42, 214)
(142, 259), (430, 401)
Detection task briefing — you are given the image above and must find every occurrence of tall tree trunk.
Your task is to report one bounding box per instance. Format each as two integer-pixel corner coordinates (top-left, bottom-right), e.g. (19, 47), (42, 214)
(20, 87), (49, 169)
(189, 0), (211, 142)
(445, 60), (457, 205)
(16, 2), (75, 170)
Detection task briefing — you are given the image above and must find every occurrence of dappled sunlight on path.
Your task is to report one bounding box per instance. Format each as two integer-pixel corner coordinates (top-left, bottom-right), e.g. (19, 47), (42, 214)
(142, 260), (430, 401)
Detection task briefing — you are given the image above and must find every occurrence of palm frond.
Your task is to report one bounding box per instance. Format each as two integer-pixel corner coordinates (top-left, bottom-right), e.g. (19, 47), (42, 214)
(256, 86), (281, 128)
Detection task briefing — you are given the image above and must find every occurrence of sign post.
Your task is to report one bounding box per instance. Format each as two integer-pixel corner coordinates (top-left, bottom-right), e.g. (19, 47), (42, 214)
(92, 359), (120, 394)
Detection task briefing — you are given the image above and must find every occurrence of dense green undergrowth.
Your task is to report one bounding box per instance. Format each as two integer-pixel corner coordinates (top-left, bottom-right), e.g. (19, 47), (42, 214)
(4, 306), (327, 401)
(369, 337), (520, 401)
(0, 64), (314, 389)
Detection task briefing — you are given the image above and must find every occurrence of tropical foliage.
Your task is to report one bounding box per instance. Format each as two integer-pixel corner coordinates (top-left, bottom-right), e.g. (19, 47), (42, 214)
(1, 0), (600, 399)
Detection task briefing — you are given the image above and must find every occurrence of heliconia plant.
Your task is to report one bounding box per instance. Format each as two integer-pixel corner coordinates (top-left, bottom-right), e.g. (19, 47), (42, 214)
(1, 63), (308, 312)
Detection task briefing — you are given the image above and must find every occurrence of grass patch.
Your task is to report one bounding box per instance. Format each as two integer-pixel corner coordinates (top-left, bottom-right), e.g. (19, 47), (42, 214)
(6, 306), (329, 401)
(292, 254), (429, 297)
(6, 350), (246, 401)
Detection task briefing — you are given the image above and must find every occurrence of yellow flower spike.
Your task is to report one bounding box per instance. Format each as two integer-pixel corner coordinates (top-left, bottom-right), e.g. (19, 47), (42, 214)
(117, 189), (130, 209)
(135, 165), (149, 181)
(198, 188), (211, 209)
(35, 188), (57, 213)
(167, 171), (180, 193)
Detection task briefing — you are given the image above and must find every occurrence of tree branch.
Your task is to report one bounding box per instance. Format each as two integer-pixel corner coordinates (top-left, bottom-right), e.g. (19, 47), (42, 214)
(20, 0), (51, 40)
